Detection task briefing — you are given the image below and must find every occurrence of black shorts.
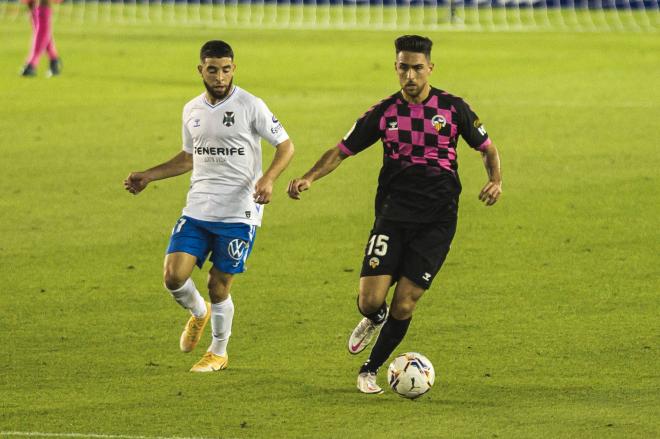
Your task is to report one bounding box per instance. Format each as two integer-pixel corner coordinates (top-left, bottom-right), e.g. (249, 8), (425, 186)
(360, 215), (457, 290)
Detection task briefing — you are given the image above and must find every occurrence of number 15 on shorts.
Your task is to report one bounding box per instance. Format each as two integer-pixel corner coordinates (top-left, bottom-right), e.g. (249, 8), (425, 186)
(367, 234), (389, 256)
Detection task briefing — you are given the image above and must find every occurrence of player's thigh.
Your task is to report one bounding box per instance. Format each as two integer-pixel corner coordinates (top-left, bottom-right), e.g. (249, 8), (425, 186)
(207, 265), (235, 303)
(359, 219), (404, 310)
(400, 217), (457, 291)
(390, 276), (427, 320)
(209, 223), (256, 275)
(164, 216), (212, 287)
(360, 218), (403, 281)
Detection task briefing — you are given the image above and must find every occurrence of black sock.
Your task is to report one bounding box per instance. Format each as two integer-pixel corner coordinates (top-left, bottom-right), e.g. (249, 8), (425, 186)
(359, 315), (412, 374)
(357, 296), (387, 325)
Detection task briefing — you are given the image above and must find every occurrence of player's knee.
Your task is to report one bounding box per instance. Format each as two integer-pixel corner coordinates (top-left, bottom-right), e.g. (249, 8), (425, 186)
(208, 280), (229, 302)
(209, 288), (229, 303)
(390, 299), (416, 320)
(208, 271), (232, 302)
(163, 268), (187, 291)
(358, 293), (383, 315)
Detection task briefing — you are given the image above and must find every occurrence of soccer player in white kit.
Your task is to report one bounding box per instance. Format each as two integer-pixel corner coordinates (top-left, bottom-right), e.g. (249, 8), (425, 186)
(124, 40), (294, 372)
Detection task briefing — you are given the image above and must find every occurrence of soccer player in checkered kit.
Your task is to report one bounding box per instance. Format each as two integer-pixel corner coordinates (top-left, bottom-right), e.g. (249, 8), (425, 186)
(288, 35), (502, 394)
(125, 40), (294, 372)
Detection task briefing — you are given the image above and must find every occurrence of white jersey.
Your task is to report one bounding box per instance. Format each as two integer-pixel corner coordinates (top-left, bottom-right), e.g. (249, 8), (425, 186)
(180, 86), (289, 226)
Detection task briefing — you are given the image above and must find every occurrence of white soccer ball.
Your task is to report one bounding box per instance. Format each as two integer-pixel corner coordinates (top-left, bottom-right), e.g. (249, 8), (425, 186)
(387, 352), (435, 399)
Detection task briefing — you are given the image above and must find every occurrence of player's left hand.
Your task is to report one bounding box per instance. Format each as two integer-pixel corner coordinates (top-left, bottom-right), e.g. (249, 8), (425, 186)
(253, 176), (274, 204)
(479, 180), (502, 206)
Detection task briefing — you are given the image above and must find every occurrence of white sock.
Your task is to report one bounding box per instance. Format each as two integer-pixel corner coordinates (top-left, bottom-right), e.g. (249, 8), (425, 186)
(167, 278), (207, 318)
(209, 295), (234, 356)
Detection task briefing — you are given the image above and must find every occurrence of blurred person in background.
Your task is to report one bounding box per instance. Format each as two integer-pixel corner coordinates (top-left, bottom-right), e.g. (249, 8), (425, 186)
(21, 0), (62, 77)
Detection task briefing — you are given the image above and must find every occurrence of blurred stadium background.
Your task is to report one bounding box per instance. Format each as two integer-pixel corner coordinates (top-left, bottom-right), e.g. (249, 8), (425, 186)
(0, 0), (658, 30)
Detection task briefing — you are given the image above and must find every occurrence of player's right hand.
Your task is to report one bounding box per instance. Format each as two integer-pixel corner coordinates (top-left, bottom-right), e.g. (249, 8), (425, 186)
(124, 172), (150, 195)
(287, 178), (311, 200)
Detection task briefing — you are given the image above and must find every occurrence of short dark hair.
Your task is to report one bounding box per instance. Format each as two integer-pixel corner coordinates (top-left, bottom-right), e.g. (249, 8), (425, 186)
(395, 35), (433, 59)
(200, 40), (234, 61)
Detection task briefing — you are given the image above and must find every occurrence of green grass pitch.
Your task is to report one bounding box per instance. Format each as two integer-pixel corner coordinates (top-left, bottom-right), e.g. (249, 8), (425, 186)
(0, 17), (658, 439)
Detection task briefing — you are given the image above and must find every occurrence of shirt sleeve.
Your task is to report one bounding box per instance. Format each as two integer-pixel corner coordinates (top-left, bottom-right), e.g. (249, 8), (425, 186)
(337, 103), (384, 156)
(182, 107), (193, 153)
(253, 98), (290, 147)
(456, 99), (491, 152)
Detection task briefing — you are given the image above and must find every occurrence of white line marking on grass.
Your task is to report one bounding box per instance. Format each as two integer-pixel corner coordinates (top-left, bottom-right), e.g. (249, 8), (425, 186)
(0, 432), (222, 439)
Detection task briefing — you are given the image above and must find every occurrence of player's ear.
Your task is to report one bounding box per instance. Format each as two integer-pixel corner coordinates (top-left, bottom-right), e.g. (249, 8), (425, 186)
(197, 64), (203, 75)
(428, 62), (434, 73)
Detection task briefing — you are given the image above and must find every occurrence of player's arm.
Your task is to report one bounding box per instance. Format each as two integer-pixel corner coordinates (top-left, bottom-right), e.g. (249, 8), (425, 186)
(253, 139), (295, 205)
(455, 98), (502, 207)
(124, 151), (193, 195)
(478, 144), (502, 206)
(287, 146), (348, 200)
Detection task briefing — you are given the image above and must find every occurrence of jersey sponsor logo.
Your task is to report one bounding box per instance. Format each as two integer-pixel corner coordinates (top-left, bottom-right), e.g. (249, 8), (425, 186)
(223, 111), (235, 127)
(227, 239), (248, 260)
(194, 146), (245, 156)
(422, 272), (432, 282)
(432, 115), (446, 132)
(369, 257), (380, 269)
(270, 114), (283, 135)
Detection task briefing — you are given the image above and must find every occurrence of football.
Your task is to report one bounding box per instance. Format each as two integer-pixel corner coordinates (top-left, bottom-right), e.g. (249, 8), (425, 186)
(387, 352), (435, 399)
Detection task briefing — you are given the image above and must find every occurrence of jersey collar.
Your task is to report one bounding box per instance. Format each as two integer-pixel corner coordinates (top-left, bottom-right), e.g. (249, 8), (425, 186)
(398, 86), (436, 106)
(203, 86), (238, 109)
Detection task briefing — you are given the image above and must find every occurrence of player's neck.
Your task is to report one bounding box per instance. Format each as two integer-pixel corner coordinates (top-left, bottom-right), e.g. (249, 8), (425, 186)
(205, 85), (234, 105)
(401, 84), (431, 104)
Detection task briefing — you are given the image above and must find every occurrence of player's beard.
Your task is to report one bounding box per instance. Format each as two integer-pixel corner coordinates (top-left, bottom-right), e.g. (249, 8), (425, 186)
(203, 78), (233, 101)
(403, 81), (422, 98)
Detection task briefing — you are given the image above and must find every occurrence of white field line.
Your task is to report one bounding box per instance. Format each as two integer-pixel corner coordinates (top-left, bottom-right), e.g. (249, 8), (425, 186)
(0, 432), (224, 439)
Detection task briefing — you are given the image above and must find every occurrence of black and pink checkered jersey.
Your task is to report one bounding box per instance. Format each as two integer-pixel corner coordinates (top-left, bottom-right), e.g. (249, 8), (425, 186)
(337, 87), (492, 223)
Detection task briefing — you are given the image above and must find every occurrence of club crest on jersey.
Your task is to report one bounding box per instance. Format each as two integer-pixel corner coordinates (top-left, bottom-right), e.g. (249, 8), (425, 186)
(227, 239), (247, 260)
(223, 112), (235, 127)
(387, 121), (398, 131)
(193, 118), (201, 128)
(432, 115), (446, 132)
(369, 257), (380, 269)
